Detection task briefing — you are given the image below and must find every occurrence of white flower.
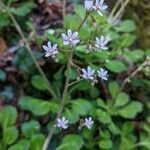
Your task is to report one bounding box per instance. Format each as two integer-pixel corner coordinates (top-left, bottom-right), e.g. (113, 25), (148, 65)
(56, 117), (69, 129)
(93, 0), (108, 12)
(98, 68), (109, 80)
(84, 117), (94, 129)
(81, 66), (95, 80)
(62, 29), (80, 46)
(95, 36), (110, 50)
(43, 41), (58, 58)
(84, 0), (93, 11)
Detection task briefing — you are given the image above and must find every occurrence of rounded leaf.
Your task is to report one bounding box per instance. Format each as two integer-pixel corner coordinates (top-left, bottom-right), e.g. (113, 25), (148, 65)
(4, 127), (18, 145)
(119, 101), (143, 119)
(21, 120), (41, 138)
(30, 134), (45, 150)
(115, 93), (129, 107)
(105, 60), (127, 73)
(0, 106), (17, 127)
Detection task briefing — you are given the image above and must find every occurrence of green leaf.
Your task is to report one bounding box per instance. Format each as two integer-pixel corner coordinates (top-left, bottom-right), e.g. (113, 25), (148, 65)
(105, 60), (127, 73)
(7, 0), (18, 5)
(96, 109), (111, 124)
(9, 140), (30, 150)
(31, 75), (49, 91)
(0, 12), (10, 27)
(119, 101), (143, 119)
(8, 145), (23, 150)
(109, 82), (120, 99)
(0, 106), (17, 127)
(119, 135), (136, 150)
(69, 80), (91, 93)
(30, 134), (45, 150)
(71, 99), (92, 116)
(19, 96), (59, 116)
(79, 27), (92, 40)
(89, 87), (100, 98)
(120, 34), (136, 47)
(64, 68), (77, 80)
(17, 139), (30, 150)
(4, 127), (18, 145)
(117, 20), (136, 32)
(63, 108), (79, 124)
(108, 122), (120, 135)
(74, 5), (85, 19)
(64, 15), (81, 29)
(139, 136), (150, 149)
(122, 122), (134, 134)
(115, 93), (129, 107)
(100, 130), (111, 139)
(10, 2), (37, 17)
(0, 141), (2, 150)
(86, 51), (109, 61)
(56, 134), (84, 150)
(53, 67), (63, 80)
(21, 120), (41, 138)
(97, 99), (107, 109)
(98, 139), (112, 149)
(124, 50), (144, 62)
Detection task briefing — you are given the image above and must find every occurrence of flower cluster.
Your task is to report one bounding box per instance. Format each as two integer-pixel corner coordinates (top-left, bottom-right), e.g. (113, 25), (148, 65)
(81, 66), (109, 83)
(56, 116), (94, 130)
(42, 1), (109, 60)
(43, 1), (109, 85)
(43, 29), (79, 60)
(43, 31), (110, 60)
(84, 0), (108, 16)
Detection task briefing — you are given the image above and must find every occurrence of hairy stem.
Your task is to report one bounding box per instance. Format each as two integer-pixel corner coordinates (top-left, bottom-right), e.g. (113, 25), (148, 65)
(1, 2), (58, 99)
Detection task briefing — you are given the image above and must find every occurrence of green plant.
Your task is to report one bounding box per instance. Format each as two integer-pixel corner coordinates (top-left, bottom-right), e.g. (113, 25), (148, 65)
(0, 0), (149, 150)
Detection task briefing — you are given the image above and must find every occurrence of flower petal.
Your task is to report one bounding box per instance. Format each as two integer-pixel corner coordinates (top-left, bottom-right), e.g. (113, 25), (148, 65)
(48, 41), (52, 48)
(43, 45), (49, 51)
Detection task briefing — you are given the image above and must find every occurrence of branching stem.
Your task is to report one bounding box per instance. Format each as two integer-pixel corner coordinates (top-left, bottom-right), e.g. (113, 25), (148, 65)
(121, 57), (149, 90)
(42, 11), (91, 150)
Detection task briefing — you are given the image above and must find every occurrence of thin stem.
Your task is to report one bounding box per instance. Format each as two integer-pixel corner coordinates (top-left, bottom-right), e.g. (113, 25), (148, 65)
(121, 58), (149, 90)
(68, 79), (82, 87)
(77, 12), (90, 31)
(62, 0), (66, 22)
(111, 0), (130, 24)
(129, 142), (150, 150)
(70, 61), (81, 70)
(42, 48), (73, 150)
(1, 2), (58, 99)
(108, 0), (121, 20)
(42, 11), (91, 150)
